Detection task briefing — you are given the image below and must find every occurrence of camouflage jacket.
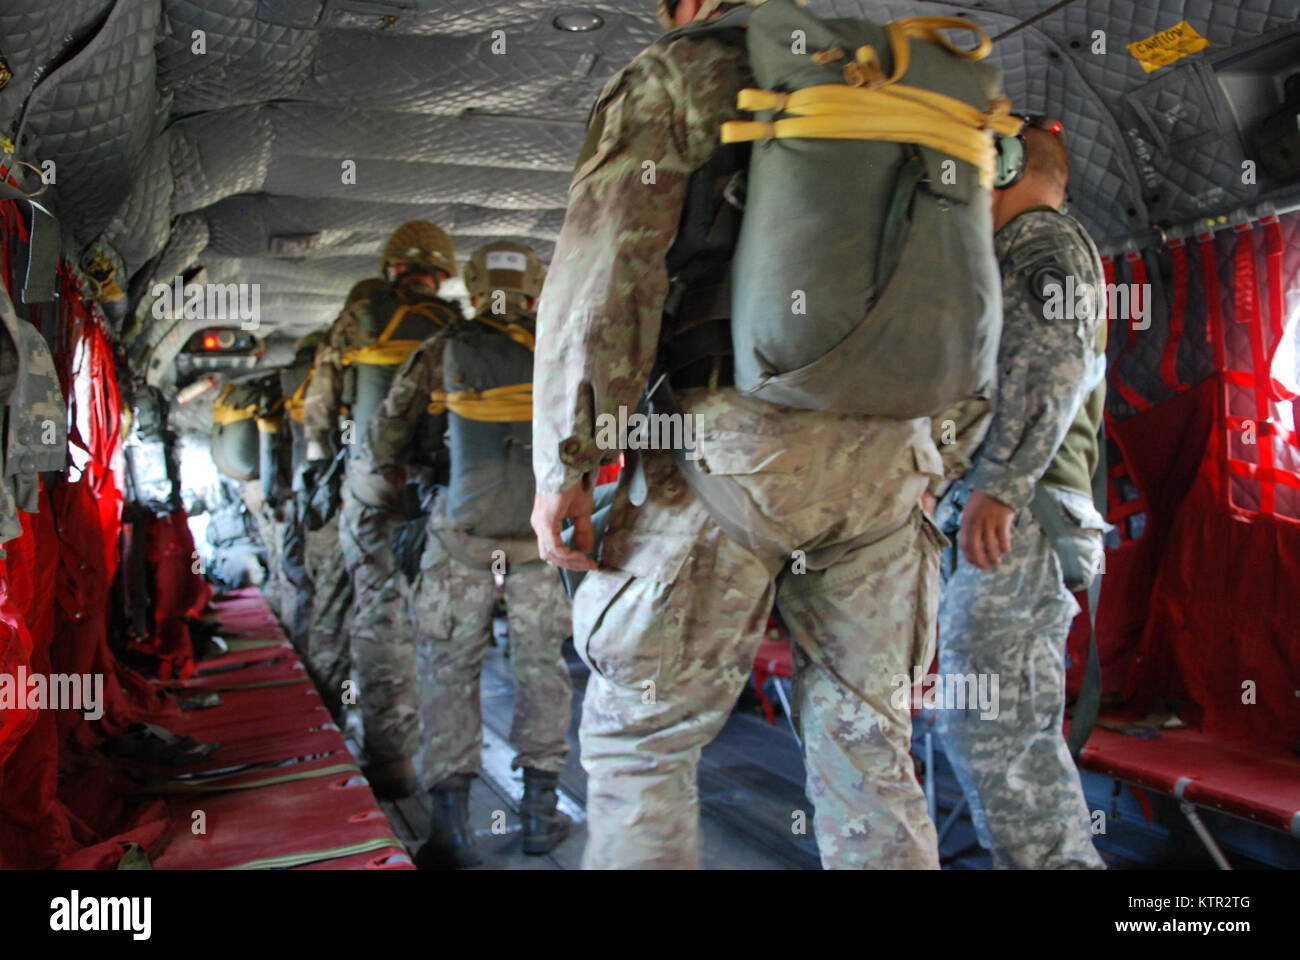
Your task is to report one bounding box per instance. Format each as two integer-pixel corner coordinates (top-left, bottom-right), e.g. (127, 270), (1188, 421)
(532, 28), (751, 495)
(533, 27), (990, 495)
(302, 282), (460, 461)
(1, 285), (66, 546)
(967, 206), (1107, 511)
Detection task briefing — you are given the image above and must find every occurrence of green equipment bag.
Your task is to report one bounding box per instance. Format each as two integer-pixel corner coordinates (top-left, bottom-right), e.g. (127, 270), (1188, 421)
(725, 0), (1018, 418)
(210, 382), (263, 482)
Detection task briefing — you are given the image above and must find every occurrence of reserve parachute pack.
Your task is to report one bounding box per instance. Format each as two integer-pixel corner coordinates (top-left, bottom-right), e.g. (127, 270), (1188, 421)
(721, 0), (1022, 418)
(428, 314), (537, 541)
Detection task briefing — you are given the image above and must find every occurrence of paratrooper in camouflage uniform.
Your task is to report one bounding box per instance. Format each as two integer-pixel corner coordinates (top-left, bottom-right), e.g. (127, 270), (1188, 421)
(302, 223), (461, 798)
(278, 331), (325, 655)
(936, 120), (1108, 870)
(364, 241), (573, 867)
(529, 2), (992, 870)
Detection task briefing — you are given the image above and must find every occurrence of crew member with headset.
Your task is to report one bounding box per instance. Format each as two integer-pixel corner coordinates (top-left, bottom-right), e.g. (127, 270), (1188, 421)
(936, 116), (1109, 870)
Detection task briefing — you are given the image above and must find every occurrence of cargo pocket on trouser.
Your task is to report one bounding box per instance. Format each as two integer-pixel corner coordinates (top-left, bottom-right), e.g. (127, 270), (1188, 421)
(910, 508), (950, 677)
(1026, 620), (1069, 733)
(410, 536), (456, 649)
(778, 507), (946, 696)
(573, 533), (697, 690)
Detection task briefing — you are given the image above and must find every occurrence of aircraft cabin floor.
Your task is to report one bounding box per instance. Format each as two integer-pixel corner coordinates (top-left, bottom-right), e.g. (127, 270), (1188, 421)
(356, 619), (1010, 870)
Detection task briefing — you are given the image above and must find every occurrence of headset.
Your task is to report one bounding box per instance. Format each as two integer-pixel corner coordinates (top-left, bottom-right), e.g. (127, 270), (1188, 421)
(994, 115), (1065, 190)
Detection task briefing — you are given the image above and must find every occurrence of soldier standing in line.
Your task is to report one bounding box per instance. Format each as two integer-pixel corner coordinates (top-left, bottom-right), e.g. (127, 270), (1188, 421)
(296, 288), (374, 734)
(936, 118), (1109, 870)
(528, 0), (995, 869)
(302, 223), (461, 799)
(363, 241), (573, 868)
(278, 331), (325, 656)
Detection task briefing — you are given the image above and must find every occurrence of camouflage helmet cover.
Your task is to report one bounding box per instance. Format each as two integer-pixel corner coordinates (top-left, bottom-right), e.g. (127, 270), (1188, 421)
(292, 329), (327, 357)
(462, 240), (546, 301)
(381, 220), (457, 278)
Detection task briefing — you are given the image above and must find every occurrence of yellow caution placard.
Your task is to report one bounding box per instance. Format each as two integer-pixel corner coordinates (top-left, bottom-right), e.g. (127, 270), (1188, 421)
(1127, 21), (1210, 73)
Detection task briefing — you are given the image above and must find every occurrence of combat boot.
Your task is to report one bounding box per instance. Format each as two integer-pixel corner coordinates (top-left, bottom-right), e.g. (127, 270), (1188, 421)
(414, 775), (483, 869)
(520, 768), (571, 855)
(363, 757), (418, 801)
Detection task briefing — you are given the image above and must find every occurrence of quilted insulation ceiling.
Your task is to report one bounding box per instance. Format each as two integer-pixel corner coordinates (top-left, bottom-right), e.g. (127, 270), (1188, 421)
(2, 0), (1299, 375)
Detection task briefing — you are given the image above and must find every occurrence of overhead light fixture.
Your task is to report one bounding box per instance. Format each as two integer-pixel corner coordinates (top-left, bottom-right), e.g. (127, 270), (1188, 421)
(553, 9), (603, 32)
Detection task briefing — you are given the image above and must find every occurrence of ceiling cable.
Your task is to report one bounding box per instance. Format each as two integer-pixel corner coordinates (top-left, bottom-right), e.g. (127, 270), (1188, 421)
(992, 0), (1083, 42)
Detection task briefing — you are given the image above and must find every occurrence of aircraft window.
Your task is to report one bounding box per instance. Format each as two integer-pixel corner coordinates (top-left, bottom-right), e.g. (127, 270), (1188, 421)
(1270, 295), (1299, 400)
(67, 335), (92, 481)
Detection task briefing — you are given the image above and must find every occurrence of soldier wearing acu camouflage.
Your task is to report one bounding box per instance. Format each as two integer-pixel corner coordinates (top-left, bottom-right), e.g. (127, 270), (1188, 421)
(936, 118), (1108, 870)
(363, 241), (574, 869)
(302, 222), (461, 800)
(530, 0), (992, 870)
(0, 283), (66, 551)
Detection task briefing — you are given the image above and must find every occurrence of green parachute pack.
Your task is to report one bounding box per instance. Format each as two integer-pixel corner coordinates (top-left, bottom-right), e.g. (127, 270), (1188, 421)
(722, 0), (1023, 418)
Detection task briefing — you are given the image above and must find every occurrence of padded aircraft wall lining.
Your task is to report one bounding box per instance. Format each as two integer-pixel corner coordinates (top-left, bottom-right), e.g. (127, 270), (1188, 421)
(1, 0), (1297, 367)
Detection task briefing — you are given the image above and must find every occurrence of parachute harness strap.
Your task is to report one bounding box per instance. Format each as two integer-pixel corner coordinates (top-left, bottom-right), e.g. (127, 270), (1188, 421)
(284, 363), (313, 424)
(427, 383), (533, 422)
(343, 302), (451, 367)
(212, 385), (260, 426)
(427, 314), (535, 422)
(721, 16), (1023, 191)
(474, 313), (536, 351)
(212, 402), (259, 426)
(256, 396), (285, 433)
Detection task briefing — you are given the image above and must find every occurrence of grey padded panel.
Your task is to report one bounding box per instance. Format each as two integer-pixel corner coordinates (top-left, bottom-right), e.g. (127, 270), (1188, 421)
(1, 0), (1297, 360)
(16, 0), (161, 248)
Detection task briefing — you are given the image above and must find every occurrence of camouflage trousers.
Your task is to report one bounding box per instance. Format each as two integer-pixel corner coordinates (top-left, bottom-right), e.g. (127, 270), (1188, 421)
(575, 387), (944, 870)
(303, 513), (354, 721)
(280, 504), (312, 655)
(242, 482), (286, 620)
(413, 536), (573, 789)
(935, 500), (1105, 870)
(339, 478), (419, 764)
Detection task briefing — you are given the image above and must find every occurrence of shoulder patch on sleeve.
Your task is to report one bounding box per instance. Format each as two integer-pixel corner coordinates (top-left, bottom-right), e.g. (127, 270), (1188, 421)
(1029, 264), (1068, 305)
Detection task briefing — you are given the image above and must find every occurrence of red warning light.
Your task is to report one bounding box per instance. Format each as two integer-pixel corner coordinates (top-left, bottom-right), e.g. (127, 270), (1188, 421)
(203, 335), (218, 350)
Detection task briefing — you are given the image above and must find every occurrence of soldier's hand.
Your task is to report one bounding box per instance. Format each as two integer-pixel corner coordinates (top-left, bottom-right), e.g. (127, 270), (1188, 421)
(921, 492), (937, 517)
(959, 490), (1015, 571)
(532, 483), (597, 572)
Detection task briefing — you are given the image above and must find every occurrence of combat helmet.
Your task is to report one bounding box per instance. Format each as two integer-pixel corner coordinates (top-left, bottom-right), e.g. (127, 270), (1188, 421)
(292, 329), (327, 362)
(462, 241), (546, 303)
(381, 221), (456, 280)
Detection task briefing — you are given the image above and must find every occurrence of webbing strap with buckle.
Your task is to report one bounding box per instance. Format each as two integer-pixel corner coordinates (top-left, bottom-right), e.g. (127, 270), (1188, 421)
(474, 313), (536, 351)
(212, 395), (260, 427)
(720, 17), (1023, 191)
(342, 302), (449, 367)
(427, 382), (533, 422)
(284, 366), (312, 423)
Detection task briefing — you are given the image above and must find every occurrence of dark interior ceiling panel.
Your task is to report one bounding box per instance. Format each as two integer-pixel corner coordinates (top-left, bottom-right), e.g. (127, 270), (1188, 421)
(2, 0), (1297, 347)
